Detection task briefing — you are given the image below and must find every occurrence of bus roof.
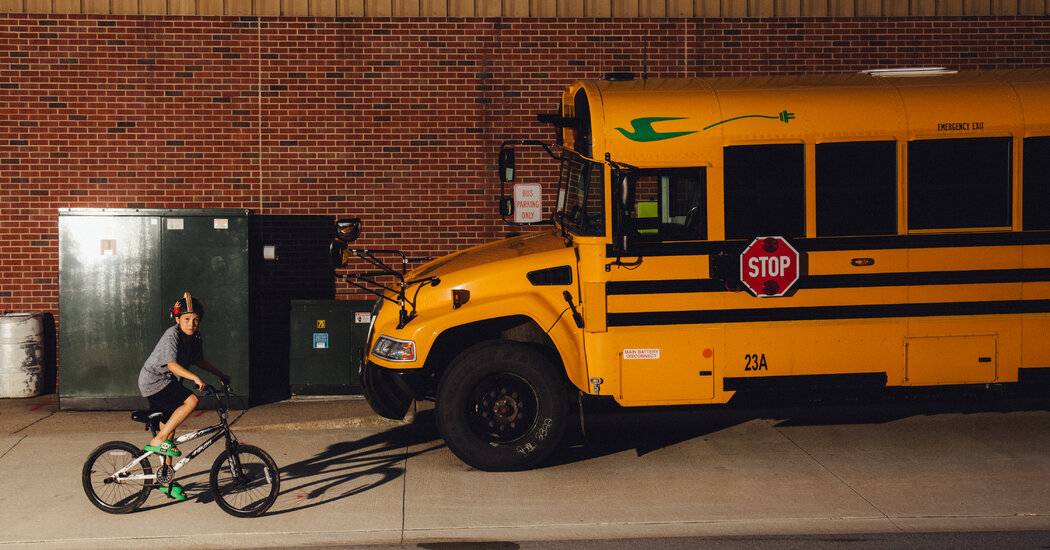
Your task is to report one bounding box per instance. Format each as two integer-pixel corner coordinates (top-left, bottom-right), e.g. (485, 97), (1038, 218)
(570, 68), (1050, 166)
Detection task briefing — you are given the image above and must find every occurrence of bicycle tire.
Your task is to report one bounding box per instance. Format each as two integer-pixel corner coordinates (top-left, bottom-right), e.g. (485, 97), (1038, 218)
(82, 441), (154, 514)
(209, 444), (280, 517)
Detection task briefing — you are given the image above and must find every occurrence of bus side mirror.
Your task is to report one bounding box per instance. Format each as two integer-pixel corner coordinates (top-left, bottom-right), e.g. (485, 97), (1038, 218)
(616, 172), (635, 211)
(330, 239), (350, 268)
(499, 196), (514, 217)
(499, 147), (515, 183)
(611, 171), (637, 256)
(335, 218), (362, 243)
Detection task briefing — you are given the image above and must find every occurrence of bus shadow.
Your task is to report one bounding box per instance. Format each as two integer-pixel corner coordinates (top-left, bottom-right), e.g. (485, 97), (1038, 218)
(547, 385), (1050, 468)
(262, 411), (444, 515)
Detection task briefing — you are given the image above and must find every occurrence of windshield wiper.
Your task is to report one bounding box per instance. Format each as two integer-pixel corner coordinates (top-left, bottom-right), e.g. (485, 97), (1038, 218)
(553, 211), (575, 244)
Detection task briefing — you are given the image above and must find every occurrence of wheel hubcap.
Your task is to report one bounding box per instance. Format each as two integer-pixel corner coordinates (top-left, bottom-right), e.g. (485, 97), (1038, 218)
(468, 373), (538, 443)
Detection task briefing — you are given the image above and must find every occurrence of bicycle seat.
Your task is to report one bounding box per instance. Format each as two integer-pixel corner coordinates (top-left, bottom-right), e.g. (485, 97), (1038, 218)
(131, 410), (165, 432)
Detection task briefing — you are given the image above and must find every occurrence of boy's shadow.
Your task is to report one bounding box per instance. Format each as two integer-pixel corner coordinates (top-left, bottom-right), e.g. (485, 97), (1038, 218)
(139, 410), (443, 514)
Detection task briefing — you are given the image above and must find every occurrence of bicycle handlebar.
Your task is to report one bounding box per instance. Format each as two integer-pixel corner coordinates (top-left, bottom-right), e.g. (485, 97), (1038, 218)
(201, 383), (235, 416)
(200, 382), (231, 396)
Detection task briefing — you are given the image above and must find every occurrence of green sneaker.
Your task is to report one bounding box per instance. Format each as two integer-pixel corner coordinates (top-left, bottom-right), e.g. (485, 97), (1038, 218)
(144, 439), (181, 457)
(158, 482), (187, 501)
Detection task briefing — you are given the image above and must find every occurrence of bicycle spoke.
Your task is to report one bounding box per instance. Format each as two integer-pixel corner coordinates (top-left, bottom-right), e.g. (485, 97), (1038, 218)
(209, 445), (280, 517)
(217, 457), (266, 507)
(82, 442), (153, 514)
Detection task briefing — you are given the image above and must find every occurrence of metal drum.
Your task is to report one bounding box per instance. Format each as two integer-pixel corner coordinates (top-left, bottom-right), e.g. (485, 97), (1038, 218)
(0, 313), (44, 398)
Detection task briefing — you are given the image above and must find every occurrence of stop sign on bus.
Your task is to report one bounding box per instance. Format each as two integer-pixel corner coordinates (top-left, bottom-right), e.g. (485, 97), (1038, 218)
(739, 236), (801, 297)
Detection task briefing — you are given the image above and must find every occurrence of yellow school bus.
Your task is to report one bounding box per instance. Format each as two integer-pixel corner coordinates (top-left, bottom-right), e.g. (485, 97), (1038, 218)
(332, 68), (1050, 471)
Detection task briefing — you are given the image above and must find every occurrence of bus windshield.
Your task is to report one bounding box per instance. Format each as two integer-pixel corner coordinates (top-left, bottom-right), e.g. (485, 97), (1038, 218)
(555, 152), (605, 237)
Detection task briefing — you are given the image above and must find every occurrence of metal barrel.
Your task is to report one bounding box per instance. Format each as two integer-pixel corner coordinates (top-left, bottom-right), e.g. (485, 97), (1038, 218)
(0, 313), (44, 398)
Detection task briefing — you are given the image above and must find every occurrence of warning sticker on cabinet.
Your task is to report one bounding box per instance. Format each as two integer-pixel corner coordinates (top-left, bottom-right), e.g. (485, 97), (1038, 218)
(623, 349), (660, 360)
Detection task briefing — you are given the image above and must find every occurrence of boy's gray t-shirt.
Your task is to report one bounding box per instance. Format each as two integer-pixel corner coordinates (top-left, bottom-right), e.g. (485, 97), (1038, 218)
(138, 325), (204, 397)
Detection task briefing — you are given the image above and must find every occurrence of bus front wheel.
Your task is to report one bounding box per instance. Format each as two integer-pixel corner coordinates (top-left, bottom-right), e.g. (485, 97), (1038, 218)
(436, 340), (568, 472)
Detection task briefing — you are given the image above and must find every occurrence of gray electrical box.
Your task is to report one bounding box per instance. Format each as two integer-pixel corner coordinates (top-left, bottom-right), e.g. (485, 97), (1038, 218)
(289, 299), (374, 394)
(58, 209), (251, 410)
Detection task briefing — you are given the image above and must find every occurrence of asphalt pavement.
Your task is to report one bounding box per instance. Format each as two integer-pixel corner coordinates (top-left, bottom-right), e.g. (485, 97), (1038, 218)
(2, 389), (1050, 549)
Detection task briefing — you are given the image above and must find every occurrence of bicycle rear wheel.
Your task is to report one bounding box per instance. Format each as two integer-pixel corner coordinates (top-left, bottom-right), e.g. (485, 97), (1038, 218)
(82, 441), (154, 514)
(209, 444), (280, 517)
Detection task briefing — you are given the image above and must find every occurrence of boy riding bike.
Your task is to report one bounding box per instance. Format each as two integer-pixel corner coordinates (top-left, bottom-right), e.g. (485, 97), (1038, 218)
(137, 291), (230, 501)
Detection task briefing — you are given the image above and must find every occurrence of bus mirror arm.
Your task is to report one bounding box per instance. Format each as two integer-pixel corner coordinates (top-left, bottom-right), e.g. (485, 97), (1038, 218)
(605, 244), (643, 272)
(537, 113), (580, 130)
(332, 247), (438, 329)
(606, 206), (643, 271)
(496, 140), (564, 225)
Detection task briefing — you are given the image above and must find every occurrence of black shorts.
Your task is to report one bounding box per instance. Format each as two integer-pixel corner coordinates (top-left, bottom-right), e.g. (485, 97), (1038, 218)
(147, 380), (194, 423)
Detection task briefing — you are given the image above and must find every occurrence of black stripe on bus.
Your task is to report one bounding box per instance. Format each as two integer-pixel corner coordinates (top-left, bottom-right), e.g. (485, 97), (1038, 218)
(805, 268), (1050, 289)
(608, 278), (725, 295)
(723, 372), (888, 392)
(606, 299), (1050, 327)
(607, 268), (1050, 296)
(606, 230), (1050, 258)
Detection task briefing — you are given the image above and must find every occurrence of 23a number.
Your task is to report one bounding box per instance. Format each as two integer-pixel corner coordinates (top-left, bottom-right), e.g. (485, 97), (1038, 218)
(745, 353), (768, 371)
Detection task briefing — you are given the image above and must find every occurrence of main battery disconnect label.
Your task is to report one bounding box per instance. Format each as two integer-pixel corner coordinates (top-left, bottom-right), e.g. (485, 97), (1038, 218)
(623, 349), (660, 360)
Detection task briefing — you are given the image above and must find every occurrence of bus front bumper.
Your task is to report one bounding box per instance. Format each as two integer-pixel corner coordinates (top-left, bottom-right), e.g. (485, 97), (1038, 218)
(361, 361), (418, 420)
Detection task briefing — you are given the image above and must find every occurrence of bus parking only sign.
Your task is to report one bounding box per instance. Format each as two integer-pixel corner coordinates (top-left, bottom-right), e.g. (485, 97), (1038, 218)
(740, 236), (800, 297)
(513, 183), (542, 223)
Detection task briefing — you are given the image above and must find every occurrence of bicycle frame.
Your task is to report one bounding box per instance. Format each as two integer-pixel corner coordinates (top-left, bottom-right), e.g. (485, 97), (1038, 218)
(110, 389), (245, 484)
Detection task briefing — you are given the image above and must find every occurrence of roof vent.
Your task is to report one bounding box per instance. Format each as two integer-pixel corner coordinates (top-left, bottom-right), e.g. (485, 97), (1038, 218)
(861, 67), (957, 77)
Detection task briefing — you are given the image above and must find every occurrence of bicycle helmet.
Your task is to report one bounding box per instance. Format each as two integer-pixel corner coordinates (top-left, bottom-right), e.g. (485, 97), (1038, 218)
(171, 291), (205, 321)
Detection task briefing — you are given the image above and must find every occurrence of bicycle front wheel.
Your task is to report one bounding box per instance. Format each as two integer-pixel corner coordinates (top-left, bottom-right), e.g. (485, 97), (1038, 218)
(209, 444), (280, 517)
(82, 441), (154, 514)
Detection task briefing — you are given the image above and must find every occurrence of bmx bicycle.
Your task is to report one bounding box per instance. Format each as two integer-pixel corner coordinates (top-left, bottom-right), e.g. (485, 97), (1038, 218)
(81, 384), (280, 517)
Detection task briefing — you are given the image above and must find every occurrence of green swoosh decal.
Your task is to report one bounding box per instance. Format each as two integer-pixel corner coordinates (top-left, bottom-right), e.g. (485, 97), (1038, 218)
(615, 117), (698, 142)
(703, 110), (796, 130)
(615, 111), (795, 143)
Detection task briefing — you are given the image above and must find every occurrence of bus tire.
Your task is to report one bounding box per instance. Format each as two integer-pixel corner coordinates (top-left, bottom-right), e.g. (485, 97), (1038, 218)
(436, 340), (568, 472)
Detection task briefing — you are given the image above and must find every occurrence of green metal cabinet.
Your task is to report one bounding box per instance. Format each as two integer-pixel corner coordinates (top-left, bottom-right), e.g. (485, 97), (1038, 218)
(58, 209), (250, 410)
(289, 299), (374, 394)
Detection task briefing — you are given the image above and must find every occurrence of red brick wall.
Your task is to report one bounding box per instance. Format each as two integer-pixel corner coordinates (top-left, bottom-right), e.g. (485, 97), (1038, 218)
(2, 14), (1050, 315)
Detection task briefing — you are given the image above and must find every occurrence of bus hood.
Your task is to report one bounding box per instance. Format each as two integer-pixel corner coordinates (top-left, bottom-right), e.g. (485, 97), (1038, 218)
(363, 230), (575, 420)
(406, 230), (571, 283)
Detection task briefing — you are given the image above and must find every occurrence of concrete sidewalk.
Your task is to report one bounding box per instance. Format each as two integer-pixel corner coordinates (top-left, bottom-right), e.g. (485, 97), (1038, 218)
(0, 393), (423, 549)
(0, 393), (407, 436)
(2, 392), (1050, 549)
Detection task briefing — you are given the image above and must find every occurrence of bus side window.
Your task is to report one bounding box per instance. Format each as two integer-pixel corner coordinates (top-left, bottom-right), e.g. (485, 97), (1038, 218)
(908, 137), (1012, 231)
(1023, 136), (1050, 230)
(629, 168), (706, 241)
(663, 168), (707, 240)
(629, 173), (661, 236)
(816, 141), (897, 237)
(724, 144), (805, 240)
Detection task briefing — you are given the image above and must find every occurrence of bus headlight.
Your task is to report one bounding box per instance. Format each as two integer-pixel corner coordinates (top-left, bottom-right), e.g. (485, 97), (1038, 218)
(372, 335), (416, 362)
